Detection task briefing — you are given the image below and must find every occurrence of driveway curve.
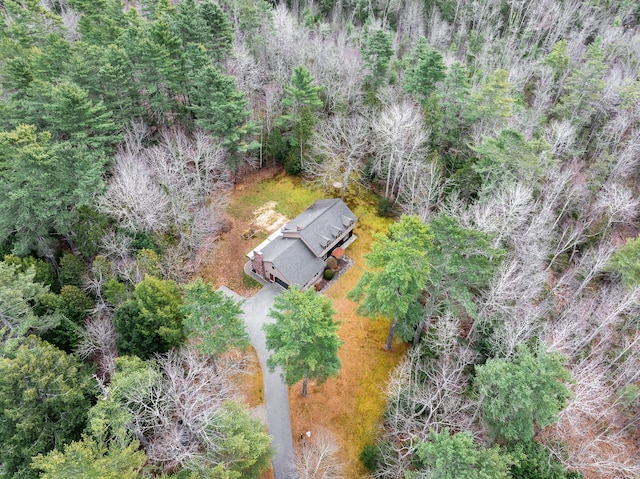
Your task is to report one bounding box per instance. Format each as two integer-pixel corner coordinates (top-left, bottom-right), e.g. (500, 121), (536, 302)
(219, 283), (297, 479)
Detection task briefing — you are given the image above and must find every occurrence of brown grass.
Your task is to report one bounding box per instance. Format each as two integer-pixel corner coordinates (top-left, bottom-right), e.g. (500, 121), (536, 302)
(288, 186), (407, 478)
(198, 170), (407, 478)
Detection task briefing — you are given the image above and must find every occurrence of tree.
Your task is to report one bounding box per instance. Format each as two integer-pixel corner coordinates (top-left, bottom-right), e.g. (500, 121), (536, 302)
(279, 65), (323, 173)
(181, 279), (249, 373)
(264, 286), (342, 396)
(188, 65), (254, 162)
(36, 285), (94, 352)
(370, 101), (429, 202)
(204, 401), (272, 478)
(295, 428), (344, 479)
(403, 37), (446, 105)
(436, 62), (472, 151)
(552, 36), (606, 129)
(308, 113), (371, 200)
(0, 261), (53, 351)
(94, 348), (255, 473)
(470, 69), (514, 135)
(197, 1), (234, 61)
(407, 428), (513, 479)
(506, 439), (570, 479)
(474, 346), (572, 443)
(348, 215), (432, 351)
(114, 275), (184, 359)
(0, 125), (104, 257)
(606, 234), (640, 288)
(361, 28), (393, 91)
(31, 436), (147, 479)
(411, 214), (504, 345)
(471, 128), (552, 199)
(0, 336), (96, 479)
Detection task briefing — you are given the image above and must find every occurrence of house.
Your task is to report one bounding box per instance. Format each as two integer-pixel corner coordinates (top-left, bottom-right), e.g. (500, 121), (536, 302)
(248, 199), (357, 289)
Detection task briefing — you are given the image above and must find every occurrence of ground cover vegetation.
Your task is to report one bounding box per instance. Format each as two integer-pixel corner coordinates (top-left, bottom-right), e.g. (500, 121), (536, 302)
(2, 0), (640, 477)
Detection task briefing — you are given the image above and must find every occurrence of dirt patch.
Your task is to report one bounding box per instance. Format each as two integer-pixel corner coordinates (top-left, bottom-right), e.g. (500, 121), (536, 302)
(252, 201), (289, 233)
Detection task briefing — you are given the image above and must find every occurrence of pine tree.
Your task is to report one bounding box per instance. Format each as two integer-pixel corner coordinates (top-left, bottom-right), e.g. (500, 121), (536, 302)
(279, 65), (323, 172)
(361, 28), (394, 91)
(474, 346), (572, 443)
(0, 336), (96, 479)
(403, 38), (446, 105)
(264, 286), (342, 396)
(407, 429), (513, 479)
(348, 215), (432, 351)
(0, 125), (104, 257)
(114, 275), (184, 359)
(181, 279), (249, 372)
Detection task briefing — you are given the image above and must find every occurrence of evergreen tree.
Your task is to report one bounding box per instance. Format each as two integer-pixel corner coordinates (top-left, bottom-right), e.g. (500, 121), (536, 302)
(474, 346), (572, 443)
(279, 65), (323, 173)
(470, 69), (514, 128)
(348, 215), (432, 351)
(0, 261), (51, 351)
(407, 428), (513, 479)
(605, 234), (640, 288)
(197, 1), (234, 61)
(181, 279), (249, 372)
(264, 286), (342, 396)
(471, 128), (551, 198)
(0, 336), (96, 479)
(31, 436), (146, 479)
(409, 214), (504, 344)
(0, 125), (104, 257)
(205, 401), (272, 478)
(114, 275), (184, 359)
(403, 37), (446, 105)
(553, 37), (606, 128)
(188, 64), (254, 163)
(361, 28), (394, 91)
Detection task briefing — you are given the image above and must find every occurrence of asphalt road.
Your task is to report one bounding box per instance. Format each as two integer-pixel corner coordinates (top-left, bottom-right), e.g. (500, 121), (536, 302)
(219, 283), (297, 479)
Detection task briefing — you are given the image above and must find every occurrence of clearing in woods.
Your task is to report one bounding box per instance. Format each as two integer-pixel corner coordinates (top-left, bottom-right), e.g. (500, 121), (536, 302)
(198, 168), (406, 478)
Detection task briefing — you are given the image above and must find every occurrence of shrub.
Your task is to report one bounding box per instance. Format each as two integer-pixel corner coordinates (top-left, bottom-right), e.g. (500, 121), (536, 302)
(325, 256), (338, 269)
(323, 268), (334, 280)
(243, 272), (262, 289)
(377, 197), (396, 217)
(360, 444), (381, 472)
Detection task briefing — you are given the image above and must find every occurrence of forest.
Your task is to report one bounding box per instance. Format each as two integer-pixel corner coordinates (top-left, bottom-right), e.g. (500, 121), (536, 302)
(1, 0), (640, 477)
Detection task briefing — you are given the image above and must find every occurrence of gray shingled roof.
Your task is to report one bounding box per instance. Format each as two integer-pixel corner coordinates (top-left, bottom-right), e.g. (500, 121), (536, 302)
(261, 237), (325, 286)
(282, 199), (356, 257)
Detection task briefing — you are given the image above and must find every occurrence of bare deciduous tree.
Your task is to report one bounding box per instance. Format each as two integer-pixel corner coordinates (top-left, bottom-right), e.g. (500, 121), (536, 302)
(307, 114), (371, 199)
(371, 101), (430, 202)
(378, 316), (480, 478)
(76, 311), (118, 380)
(111, 347), (247, 473)
(296, 428), (344, 479)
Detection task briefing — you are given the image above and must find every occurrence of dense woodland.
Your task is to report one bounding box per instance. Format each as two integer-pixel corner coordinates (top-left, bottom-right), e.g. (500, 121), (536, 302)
(2, 0), (640, 477)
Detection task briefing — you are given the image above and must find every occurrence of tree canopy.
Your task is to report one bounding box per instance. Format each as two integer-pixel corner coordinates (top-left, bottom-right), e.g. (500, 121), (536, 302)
(348, 215), (432, 350)
(264, 286), (342, 396)
(474, 346), (572, 443)
(0, 336), (96, 479)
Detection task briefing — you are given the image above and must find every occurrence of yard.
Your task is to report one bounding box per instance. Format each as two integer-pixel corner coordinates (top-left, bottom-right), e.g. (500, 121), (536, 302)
(198, 168), (407, 477)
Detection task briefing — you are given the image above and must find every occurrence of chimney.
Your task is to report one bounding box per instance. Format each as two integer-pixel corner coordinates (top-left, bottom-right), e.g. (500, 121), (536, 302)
(253, 251), (265, 278)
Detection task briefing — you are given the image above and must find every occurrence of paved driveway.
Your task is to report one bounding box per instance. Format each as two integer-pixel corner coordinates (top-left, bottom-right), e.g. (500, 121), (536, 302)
(219, 284), (296, 479)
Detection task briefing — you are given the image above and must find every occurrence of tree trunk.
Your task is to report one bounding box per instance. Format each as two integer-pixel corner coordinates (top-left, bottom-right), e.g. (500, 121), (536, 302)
(412, 318), (426, 347)
(302, 370), (308, 397)
(385, 318), (397, 351)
